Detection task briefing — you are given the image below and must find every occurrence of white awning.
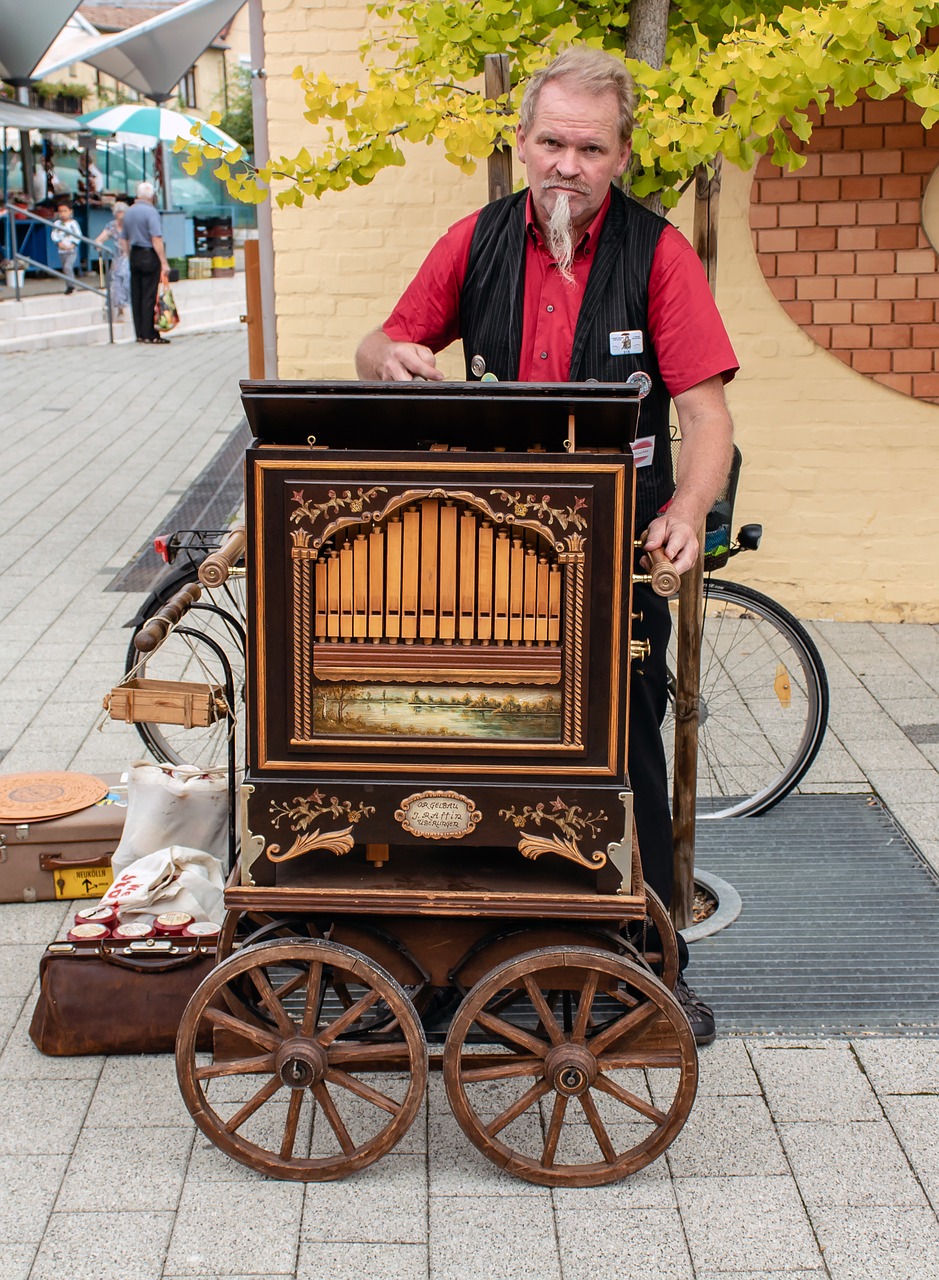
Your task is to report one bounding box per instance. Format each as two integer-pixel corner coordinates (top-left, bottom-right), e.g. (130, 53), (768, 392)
(30, 10), (101, 82)
(0, 0), (83, 82)
(0, 99), (86, 133)
(35, 0), (246, 103)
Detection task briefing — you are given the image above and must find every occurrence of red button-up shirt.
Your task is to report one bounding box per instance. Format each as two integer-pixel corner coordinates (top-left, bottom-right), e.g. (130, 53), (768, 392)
(384, 190), (738, 393)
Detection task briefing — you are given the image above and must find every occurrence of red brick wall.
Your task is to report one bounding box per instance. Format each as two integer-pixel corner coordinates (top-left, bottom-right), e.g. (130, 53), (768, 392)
(750, 96), (939, 402)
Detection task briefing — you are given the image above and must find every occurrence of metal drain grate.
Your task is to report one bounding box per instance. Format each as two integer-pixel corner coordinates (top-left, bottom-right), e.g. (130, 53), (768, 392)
(690, 794), (939, 1036)
(106, 417), (251, 593)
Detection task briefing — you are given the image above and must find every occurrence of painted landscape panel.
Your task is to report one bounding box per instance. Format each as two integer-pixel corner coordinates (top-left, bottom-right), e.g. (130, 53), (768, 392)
(313, 683), (562, 741)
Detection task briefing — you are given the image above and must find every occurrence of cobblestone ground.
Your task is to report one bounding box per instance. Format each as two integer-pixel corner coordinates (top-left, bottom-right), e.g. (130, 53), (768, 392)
(1, 331), (938, 1279)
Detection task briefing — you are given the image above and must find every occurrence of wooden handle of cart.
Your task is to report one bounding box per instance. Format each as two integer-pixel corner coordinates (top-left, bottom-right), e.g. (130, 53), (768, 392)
(134, 582), (202, 653)
(647, 547), (681, 598)
(198, 524), (246, 588)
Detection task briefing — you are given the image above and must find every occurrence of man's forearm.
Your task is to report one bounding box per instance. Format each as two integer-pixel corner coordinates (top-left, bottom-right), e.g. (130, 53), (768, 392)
(642, 374), (734, 574)
(669, 378), (735, 531)
(152, 235), (169, 271)
(355, 327), (391, 380)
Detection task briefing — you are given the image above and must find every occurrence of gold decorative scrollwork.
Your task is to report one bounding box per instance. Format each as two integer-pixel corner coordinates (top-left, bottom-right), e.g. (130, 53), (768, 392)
(269, 789), (376, 831)
(516, 831), (606, 869)
(266, 789), (374, 864)
(499, 797), (608, 870)
(290, 486), (389, 532)
(490, 489), (588, 533)
(267, 826), (355, 863)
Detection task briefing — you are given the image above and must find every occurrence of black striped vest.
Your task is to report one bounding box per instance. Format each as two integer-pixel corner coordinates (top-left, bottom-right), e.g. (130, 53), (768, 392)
(460, 184), (673, 530)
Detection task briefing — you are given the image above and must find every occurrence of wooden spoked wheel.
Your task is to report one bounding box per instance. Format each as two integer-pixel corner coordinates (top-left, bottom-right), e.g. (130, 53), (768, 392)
(176, 938), (427, 1181)
(216, 909), (323, 961)
(443, 946), (697, 1187)
(630, 885), (680, 992)
(216, 911), (431, 1034)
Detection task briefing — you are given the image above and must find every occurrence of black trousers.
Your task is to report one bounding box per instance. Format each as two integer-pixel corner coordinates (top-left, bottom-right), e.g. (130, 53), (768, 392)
(129, 245), (161, 340)
(629, 579), (690, 971)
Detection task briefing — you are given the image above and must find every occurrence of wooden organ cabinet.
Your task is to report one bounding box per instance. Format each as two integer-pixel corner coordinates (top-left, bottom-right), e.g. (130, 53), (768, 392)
(235, 380), (658, 917)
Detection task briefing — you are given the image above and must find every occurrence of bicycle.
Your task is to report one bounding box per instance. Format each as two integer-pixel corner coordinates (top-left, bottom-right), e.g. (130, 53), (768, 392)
(661, 456), (829, 820)
(124, 528), (247, 769)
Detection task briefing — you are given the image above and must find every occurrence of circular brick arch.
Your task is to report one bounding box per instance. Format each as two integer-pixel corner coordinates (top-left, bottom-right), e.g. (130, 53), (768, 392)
(749, 95), (939, 402)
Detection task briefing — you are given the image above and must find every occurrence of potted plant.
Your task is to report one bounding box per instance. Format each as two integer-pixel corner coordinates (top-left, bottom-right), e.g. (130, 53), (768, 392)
(2, 256), (27, 289)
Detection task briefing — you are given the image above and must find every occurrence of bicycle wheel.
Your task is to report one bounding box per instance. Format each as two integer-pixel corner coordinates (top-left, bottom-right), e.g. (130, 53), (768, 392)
(663, 580), (829, 819)
(125, 566), (246, 770)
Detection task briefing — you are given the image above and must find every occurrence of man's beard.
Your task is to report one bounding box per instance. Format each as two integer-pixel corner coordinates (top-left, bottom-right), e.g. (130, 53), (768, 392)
(543, 183), (588, 284)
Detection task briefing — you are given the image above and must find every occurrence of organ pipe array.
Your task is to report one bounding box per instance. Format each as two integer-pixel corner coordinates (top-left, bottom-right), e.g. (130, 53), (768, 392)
(312, 499), (562, 647)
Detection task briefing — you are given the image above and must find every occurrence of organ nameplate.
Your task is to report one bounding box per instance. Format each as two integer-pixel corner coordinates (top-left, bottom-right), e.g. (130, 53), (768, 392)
(394, 790), (482, 840)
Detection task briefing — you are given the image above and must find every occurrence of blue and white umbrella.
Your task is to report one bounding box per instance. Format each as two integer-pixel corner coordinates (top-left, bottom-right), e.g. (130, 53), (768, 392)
(76, 104), (239, 151)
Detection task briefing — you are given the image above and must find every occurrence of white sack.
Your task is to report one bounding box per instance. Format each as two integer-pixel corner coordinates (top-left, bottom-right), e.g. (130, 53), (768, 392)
(102, 845), (225, 924)
(111, 761), (227, 875)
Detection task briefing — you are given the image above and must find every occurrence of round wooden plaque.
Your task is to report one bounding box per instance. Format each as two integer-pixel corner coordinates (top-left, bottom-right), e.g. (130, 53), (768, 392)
(0, 772), (108, 822)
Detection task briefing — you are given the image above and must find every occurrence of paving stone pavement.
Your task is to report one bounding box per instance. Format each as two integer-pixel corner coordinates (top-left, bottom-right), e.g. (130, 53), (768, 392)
(1, 332), (938, 1278)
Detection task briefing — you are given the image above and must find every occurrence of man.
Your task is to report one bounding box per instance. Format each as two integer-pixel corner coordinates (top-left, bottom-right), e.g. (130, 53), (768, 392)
(121, 181), (170, 344)
(356, 47), (736, 1046)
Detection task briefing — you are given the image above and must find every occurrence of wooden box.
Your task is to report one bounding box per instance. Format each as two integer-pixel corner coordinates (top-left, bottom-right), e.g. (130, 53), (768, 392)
(104, 679), (225, 728)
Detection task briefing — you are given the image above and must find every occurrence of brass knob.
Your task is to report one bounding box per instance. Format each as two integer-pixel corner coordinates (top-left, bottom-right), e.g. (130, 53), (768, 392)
(630, 640), (652, 661)
(631, 610), (644, 623)
(632, 572), (652, 586)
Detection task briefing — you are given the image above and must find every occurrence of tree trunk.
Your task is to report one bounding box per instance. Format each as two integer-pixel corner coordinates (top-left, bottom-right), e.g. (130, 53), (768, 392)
(624, 0), (671, 215)
(623, 0), (670, 69)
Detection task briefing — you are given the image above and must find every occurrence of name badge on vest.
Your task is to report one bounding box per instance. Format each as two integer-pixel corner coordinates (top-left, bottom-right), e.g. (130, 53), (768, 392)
(610, 329), (644, 356)
(630, 436), (655, 468)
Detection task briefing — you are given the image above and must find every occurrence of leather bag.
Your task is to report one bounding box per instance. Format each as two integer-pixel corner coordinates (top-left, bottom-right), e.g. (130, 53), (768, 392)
(28, 939), (218, 1056)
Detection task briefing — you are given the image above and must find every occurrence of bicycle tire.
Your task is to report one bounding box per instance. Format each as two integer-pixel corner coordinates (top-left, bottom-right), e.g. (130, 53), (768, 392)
(125, 565), (247, 770)
(663, 579), (829, 819)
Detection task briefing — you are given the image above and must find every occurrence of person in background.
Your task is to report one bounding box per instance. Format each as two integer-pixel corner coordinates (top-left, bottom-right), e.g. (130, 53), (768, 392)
(95, 200), (130, 318)
(121, 181), (170, 344)
(50, 199), (81, 295)
(78, 153), (104, 199)
(34, 155), (67, 205)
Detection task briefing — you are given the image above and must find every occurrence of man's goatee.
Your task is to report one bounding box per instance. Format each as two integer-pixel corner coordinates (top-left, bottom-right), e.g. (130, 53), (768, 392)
(546, 191), (576, 284)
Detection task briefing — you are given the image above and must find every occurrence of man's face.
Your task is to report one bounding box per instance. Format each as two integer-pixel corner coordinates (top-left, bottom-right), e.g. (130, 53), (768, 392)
(516, 79), (632, 239)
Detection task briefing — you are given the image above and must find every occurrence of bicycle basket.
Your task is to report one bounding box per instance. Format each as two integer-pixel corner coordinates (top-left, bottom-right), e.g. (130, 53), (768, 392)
(703, 444), (741, 571)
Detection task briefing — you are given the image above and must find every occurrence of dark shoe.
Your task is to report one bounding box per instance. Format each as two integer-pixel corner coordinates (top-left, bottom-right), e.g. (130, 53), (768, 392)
(674, 975), (716, 1046)
(64, 286), (74, 295)
(146, 335), (170, 344)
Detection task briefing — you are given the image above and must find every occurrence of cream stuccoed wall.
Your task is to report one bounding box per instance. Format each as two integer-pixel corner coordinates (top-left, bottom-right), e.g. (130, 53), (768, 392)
(261, 0), (939, 621)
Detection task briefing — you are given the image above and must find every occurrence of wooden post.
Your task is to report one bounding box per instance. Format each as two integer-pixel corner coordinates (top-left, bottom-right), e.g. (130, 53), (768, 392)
(243, 238), (265, 379)
(671, 139), (722, 931)
(484, 54), (513, 204)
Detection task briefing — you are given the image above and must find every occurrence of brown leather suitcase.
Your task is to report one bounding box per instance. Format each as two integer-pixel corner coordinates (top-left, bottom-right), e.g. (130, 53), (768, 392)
(29, 937), (218, 1055)
(0, 775), (127, 903)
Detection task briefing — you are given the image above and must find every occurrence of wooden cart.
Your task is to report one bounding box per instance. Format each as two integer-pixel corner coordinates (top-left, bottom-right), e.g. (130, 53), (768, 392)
(174, 381), (698, 1186)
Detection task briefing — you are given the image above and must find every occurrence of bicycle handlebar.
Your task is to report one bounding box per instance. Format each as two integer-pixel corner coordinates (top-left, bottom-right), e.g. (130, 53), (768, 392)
(134, 582), (202, 653)
(198, 524), (246, 589)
